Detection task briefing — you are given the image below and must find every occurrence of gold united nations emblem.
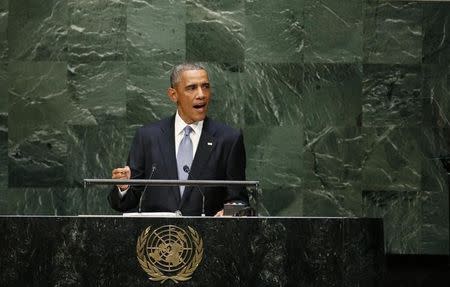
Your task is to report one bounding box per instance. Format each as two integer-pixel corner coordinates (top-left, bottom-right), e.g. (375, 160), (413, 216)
(136, 225), (203, 283)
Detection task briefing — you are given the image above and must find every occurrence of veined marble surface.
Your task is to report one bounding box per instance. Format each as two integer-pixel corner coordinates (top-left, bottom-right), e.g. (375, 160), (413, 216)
(0, 0), (449, 255)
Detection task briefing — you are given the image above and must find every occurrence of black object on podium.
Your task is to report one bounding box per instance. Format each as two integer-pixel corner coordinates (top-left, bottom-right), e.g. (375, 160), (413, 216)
(0, 216), (385, 286)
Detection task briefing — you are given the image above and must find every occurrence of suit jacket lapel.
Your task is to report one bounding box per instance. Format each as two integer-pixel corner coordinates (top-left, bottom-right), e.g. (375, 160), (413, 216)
(180, 117), (216, 207)
(158, 115), (181, 204)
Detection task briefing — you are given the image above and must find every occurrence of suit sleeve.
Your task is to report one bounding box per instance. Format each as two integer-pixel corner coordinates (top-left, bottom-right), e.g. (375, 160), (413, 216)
(107, 127), (146, 212)
(224, 130), (249, 204)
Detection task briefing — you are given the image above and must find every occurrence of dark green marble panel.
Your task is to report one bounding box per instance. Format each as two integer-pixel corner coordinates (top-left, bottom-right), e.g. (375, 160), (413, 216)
(244, 0), (304, 63)
(244, 126), (303, 215)
(362, 64), (423, 127)
(303, 63), (362, 131)
(420, 159), (449, 254)
(8, 61), (92, 142)
(186, 22), (244, 65)
(66, 119), (133, 215)
(362, 127), (423, 192)
(242, 62), (303, 126)
(363, 0), (422, 64)
(7, 62), (91, 187)
(0, 188), (84, 215)
(9, 127), (68, 187)
(422, 2), (450, 66)
(304, 0), (362, 63)
(0, 0), (7, 60)
(66, 118), (129, 188)
(421, 190), (449, 255)
(67, 61), (126, 122)
(422, 64), (450, 128)
(0, 61), (6, 113)
(302, 127), (363, 217)
(7, 0), (67, 61)
(126, 61), (176, 126)
(0, 113), (6, 193)
(68, 0), (126, 62)
(363, 189), (422, 254)
(265, 187), (302, 216)
(203, 62), (244, 127)
(127, 0), (185, 61)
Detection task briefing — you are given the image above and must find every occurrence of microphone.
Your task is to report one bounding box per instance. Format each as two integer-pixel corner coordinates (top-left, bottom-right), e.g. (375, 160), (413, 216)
(183, 166), (206, 217)
(138, 163), (157, 213)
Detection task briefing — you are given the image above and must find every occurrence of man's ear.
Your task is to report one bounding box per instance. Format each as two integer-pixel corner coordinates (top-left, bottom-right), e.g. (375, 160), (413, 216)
(167, 87), (178, 103)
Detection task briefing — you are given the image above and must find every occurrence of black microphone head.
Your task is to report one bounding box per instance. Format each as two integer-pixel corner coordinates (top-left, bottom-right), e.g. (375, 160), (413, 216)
(183, 165), (190, 173)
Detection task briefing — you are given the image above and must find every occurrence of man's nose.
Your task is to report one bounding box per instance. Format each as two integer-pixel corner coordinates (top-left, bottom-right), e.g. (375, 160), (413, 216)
(196, 86), (205, 98)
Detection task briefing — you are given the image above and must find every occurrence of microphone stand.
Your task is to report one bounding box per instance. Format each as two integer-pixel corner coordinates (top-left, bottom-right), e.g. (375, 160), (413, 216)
(138, 164), (157, 213)
(183, 165), (205, 217)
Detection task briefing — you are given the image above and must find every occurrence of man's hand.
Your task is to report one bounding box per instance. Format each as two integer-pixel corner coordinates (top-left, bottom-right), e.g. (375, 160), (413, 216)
(112, 166), (131, 191)
(214, 209), (224, 217)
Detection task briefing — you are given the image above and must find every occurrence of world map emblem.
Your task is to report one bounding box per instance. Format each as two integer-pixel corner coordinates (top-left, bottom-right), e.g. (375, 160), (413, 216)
(136, 225), (203, 283)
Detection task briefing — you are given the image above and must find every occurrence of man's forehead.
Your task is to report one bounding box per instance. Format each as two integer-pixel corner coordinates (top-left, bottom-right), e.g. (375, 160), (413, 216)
(180, 69), (209, 82)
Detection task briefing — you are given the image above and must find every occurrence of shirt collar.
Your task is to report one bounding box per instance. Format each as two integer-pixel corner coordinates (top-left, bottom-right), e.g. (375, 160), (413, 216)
(175, 110), (203, 136)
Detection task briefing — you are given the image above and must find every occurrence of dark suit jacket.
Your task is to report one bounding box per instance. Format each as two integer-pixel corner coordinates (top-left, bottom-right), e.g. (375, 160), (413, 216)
(108, 115), (248, 215)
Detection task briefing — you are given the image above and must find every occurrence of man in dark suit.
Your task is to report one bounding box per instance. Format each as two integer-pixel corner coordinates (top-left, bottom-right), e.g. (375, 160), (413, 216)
(108, 63), (248, 216)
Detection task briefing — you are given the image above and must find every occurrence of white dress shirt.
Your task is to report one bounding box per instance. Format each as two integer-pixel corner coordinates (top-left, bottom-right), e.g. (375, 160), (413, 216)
(118, 111), (203, 196)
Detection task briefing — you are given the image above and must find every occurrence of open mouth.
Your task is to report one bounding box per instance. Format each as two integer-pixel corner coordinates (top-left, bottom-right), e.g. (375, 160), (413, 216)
(193, 103), (207, 111)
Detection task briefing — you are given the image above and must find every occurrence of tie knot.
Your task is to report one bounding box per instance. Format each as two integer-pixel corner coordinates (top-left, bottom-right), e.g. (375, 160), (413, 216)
(183, 126), (193, 136)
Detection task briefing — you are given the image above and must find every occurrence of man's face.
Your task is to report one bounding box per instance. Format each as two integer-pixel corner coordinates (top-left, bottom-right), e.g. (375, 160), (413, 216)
(168, 69), (211, 124)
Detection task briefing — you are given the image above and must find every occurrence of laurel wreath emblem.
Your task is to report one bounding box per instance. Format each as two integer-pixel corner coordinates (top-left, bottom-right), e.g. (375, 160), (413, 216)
(136, 225), (203, 283)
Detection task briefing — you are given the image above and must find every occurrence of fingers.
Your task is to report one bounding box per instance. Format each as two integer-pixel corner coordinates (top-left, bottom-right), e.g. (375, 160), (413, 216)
(112, 166), (131, 179)
(112, 166), (131, 191)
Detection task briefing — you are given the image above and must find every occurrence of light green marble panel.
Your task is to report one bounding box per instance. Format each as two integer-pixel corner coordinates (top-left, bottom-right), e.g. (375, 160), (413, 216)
(302, 127), (363, 217)
(8, 62), (93, 187)
(127, 0), (186, 61)
(7, 0), (67, 61)
(422, 65), (450, 129)
(363, 0), (422, 64)
(242, 62), (304, 126)
(304, 0), (363, 63)
(203, 62), (245, 127)
(244, 126), (303, 215)
(0, 0), (8, 60)
(126, 61), (177, 126)
(66, 120), (128, 215)
(362, 127), (423, 192)
(8, 62), (92, 143)
(186, 0), (244, 64)
(244, 0), (304, 63)
(68, 0), (126, 62)
(67, 61), (126, 122)
(66, 118), (129, 188)
(186, 22), (244, 65)
(303, 63), (362, 131)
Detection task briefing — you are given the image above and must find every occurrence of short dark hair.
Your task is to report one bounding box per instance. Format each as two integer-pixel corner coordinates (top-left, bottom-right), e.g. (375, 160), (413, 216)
(170, 63), (206, 88)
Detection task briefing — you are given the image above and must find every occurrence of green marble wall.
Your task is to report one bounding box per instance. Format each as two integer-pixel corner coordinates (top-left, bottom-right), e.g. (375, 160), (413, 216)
(0, 0), (448, 255)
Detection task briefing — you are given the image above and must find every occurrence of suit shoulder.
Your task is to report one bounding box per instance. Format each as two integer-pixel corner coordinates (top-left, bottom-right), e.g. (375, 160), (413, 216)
(137, 117), (172, 134)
